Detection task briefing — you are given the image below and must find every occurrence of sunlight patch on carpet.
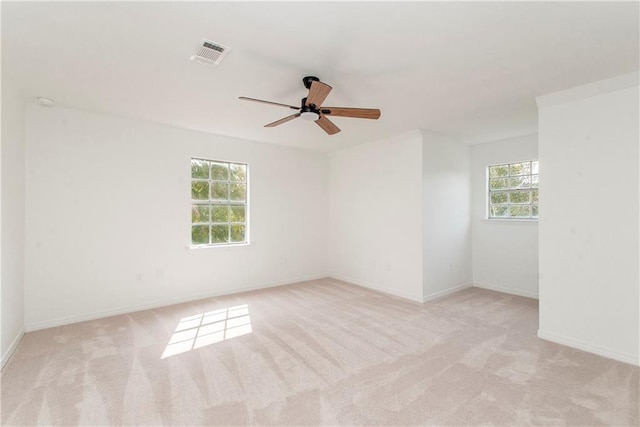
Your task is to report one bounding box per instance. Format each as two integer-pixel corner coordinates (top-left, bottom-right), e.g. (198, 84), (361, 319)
(161, 304), (252, 358)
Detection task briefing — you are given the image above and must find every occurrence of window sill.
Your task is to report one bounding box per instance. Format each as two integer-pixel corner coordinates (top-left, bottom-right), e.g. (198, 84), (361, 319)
(187, 242), (256, 250)
(480, 219), (538, 225)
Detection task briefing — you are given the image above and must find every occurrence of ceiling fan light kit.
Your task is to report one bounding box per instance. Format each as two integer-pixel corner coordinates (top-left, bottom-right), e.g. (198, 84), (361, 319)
(300, 111), (320, 121)
(239, 76), (381, 135)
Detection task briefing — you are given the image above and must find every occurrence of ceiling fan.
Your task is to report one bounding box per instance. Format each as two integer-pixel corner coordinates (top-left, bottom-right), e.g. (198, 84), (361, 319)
(239, 76), (381, 135)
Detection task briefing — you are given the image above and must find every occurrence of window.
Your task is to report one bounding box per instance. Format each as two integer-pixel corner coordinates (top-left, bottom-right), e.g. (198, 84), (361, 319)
(191, 158), (248, 246)
(488, 160), (538, 219)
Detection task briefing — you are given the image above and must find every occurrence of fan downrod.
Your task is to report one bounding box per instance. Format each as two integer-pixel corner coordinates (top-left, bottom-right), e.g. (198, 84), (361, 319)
(302, 76), (320, 89)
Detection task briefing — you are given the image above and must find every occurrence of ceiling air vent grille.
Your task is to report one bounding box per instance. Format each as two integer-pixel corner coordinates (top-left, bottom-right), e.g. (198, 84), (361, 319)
(191, 38), (230, 66)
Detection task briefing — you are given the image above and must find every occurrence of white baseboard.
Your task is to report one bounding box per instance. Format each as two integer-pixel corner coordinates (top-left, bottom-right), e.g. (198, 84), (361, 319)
(538, 329), (639, 367)
(473, 282), (539, 300)
(328, 274), (423, 303)
(25, 274), (327, 332)
(1, 328), (25, 370)
(422, 282), (472, 302)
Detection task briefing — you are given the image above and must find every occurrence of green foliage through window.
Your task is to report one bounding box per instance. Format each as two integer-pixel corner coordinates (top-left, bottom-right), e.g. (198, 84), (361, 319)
(191, 158), (248, 245)
(488, 160), (538, 219)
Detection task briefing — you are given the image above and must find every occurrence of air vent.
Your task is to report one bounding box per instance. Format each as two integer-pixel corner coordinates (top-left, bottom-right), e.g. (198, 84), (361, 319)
(190, 38), (230, 66)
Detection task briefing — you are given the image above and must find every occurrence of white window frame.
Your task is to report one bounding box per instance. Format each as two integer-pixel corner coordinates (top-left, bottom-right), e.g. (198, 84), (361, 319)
(487, 160), (538, 220)
(191, 157), (249, 247)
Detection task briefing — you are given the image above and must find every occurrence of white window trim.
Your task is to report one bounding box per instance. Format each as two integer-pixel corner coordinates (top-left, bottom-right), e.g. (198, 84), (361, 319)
(188, 242), (255, 250)
(480, 218), (538, 225)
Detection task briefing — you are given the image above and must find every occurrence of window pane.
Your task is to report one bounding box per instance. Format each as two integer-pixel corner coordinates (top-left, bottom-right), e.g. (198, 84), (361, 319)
(490, 192), (508, 204)
(211, 205), (229, 222)
(211, 225), (229, 243)
(230, 183), (247, 201)
(230, 205), (246, 222)
(532, 175), (539, 188)
(509, 205), (530, 217)
(230, 163), (246, 182)
(192, 225), (209, 245)
(191, 204), (209, 223)
(489, 165), (509, 178)
(211, 182), (229, 201)
(191, 159), (209, 179)
(230, 225), (246, 243)
(532, 161), (539, 174)
(510, 162), (530, 176)
(192, 181), (209, 200)
(509, 191), (531, 204)
(490, 178), (508, 190)
(532, 205), (539, 217)
(491, 206), (508, 217)
(211, 163), (229, 180)
(532, 189), (539, 204)
(509, 176), (531, 189)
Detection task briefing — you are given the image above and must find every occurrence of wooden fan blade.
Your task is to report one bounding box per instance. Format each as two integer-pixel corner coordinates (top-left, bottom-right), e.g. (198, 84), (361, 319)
(305, 81), (332, 107)
(321, 107), (381, 119)
(315, 115), (341, 135)
(239, 97), (299, 110)
(265, 113), (300, 127)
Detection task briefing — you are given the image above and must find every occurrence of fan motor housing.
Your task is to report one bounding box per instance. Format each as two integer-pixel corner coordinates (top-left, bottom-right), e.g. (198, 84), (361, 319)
(300, 97), (320, 113)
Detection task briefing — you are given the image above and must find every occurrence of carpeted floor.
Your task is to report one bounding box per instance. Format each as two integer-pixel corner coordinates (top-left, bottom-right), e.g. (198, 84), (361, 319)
(1, 278), (638, 426)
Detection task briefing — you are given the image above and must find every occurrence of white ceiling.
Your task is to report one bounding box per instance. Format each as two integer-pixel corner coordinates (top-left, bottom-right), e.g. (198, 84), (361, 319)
(3, 1), (638, 152)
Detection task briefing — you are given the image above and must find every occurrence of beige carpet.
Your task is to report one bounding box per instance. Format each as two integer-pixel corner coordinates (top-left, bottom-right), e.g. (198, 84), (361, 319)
(1, 279), (638, 426)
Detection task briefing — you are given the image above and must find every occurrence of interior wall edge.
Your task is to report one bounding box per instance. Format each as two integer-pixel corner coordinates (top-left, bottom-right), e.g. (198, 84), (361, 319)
(0, 328), (24, 370)
(473, 283), (539, 300)
(327, 129), (423, 158)
(24, 273), (328, 332)
(422, 282), (472, 303)
(537, 329), (640, 367)
(536, 71), (639, 108)
(328, 274), (423, 304)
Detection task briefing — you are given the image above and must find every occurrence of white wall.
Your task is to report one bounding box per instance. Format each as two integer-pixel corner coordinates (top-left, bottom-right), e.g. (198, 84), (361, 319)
(1, 69), (26, 367)
(328, 130), (424, 302)
(471, 134), (539, 299)
(422, 131), (472, 300)
(24, 105), (328, 330)
(537, 72), (639, 366)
